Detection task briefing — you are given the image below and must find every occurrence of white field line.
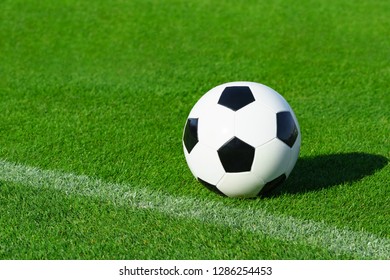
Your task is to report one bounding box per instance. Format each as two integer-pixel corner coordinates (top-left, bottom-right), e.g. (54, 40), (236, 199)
(0, 159), (389, 259)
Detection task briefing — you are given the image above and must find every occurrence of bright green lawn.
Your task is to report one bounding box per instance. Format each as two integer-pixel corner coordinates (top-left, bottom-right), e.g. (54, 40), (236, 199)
(0, 0), (389, 259)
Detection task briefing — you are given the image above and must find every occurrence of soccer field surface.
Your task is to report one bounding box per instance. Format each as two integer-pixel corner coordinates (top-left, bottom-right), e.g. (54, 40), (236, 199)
(0, 0), (389, 259)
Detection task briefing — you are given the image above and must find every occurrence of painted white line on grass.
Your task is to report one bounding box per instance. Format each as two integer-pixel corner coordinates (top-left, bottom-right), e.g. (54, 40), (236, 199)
(0, 159), (389, 259)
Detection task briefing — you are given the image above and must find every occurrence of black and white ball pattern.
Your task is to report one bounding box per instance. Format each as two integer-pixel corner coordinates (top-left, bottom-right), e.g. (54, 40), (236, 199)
(183, 81), (300, 198)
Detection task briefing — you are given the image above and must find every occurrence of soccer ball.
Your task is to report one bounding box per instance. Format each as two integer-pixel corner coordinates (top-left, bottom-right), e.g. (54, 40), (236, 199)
(182, 81), (301, 198)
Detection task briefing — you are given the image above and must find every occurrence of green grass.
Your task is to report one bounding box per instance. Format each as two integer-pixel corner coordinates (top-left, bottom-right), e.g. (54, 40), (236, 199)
(0, 0), (389, 259)
(1, 181), (352, 260)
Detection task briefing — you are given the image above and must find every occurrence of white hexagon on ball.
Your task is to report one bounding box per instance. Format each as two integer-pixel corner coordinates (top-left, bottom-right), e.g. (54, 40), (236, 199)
(183, 81), (301, 198)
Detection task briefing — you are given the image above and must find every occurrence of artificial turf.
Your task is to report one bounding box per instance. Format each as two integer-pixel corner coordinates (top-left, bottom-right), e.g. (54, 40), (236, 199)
(0, 0), (389, 259)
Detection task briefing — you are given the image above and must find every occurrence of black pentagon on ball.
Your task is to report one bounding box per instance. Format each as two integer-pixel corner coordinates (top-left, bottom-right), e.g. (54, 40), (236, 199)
(217, 137), (255, 172)
(276, 111), (298, 148)
(198, 178), (226, 196)
(183, 118), (199, 153)
(257, 174), (286, 196)
(218, 86), (255, 111)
